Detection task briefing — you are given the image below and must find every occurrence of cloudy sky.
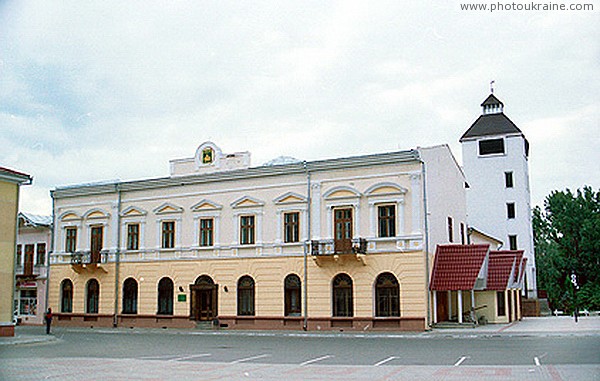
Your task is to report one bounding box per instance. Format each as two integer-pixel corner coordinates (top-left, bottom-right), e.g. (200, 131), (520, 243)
(1, 1), (598, 216)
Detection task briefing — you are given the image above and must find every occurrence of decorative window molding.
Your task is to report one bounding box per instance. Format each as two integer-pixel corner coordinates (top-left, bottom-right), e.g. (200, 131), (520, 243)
(83, 208), (110, 220)
(365, 182), (406, 238)
(231, 195), (265, 209)
(120, 206), (148, 217)
(155, 217), (182, 249)
(59, 210), (81, 222)
(121, 207), (147, 251)
(322, 185), (361, 200)
(273, 192), (307, 205)
(190, 199), (223, 212)
(364, 182), (408, 196)
(153, 202), (184, 215)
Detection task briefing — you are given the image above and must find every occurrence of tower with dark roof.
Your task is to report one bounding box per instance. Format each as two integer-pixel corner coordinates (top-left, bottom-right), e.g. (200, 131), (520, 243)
(461, 94), (537, 299)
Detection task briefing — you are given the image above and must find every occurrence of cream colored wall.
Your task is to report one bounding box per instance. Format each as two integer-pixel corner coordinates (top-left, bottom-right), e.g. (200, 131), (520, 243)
(0, 181), (19, 325)
(49, 252), (427, 318)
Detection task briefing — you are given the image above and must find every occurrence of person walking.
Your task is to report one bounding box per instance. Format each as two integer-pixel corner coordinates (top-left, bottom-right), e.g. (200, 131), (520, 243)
(44, 308), (53, 334)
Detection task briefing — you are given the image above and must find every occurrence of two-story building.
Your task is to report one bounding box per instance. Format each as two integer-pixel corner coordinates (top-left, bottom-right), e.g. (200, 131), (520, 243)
(14, 212), (52, 325)
(48, 142), (467, 331)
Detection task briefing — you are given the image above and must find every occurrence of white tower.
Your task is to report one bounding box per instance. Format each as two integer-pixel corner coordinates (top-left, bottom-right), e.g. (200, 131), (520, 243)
(461, 93), (537, 298)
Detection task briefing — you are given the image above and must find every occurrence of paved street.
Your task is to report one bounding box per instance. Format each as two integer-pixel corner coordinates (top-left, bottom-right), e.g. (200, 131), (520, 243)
(1, 317), (599, 380)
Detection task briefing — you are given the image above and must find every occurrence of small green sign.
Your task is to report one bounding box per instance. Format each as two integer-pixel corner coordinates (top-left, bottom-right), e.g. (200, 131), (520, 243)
(177, 294), (187, 302)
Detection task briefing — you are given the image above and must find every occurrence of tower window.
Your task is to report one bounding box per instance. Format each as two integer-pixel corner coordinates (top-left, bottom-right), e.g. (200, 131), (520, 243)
(505, 172), (514, 188)
(509, 235), (518, 250)
(479, 139), (505, 155)
(507, 203), (516, 219)
(447, 217), (454, 243)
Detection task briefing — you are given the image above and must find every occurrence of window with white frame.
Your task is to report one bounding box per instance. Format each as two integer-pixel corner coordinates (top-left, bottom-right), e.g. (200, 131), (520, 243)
(284, 212), (300, 243)
(240, 216), (255, 245)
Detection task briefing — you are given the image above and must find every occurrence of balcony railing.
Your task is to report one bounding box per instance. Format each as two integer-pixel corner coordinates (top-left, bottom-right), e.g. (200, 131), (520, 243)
(311, 238), (368, 256)
(70, 250), (109, 265)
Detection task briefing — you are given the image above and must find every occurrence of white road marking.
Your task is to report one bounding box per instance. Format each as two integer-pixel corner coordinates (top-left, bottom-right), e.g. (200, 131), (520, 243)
(454, 356), (469, 367)
(169, 353), (212, 362)
(230, 354), (271, 364)
(300, 355), (334, 366)
(534, 357), (541, 366)
(374, 356), (398, 366)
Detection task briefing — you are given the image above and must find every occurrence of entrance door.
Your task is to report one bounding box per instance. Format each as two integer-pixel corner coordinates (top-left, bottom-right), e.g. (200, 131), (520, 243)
(334, 208), (353, 254)
(190, 276), (218, 321)
(507, 290), (513, 322)
(436, 291), (449, 322)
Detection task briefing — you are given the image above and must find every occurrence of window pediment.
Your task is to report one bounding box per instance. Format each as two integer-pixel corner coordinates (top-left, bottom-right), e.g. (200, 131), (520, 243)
(323, 186), (361, 200)
(274, 192), (307, 205)
(364, 182), (407, 197)
(83, 208), (110, 220)
(191, 199), (223, 212)
(153, 203), (184, 215)
(120, 206), (147, 217)
(231, 196), (265, 209)
(59, 211), (81, 222)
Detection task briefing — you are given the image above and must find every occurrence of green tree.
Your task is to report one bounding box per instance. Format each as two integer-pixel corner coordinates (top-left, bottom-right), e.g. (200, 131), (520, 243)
(533, 186), (600, 312)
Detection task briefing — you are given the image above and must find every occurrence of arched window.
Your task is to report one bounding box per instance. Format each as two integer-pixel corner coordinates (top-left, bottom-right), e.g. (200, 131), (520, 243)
(157, 277), (174, 315)
(237, 276), (255, 316)
(122, 278), (138, 314)
(332, 273), (353, 317)
(61, 279), (73, 313)
(375, 272), (400, 317)
(284, 274), (301, 316)
(86, 279), (99, 314)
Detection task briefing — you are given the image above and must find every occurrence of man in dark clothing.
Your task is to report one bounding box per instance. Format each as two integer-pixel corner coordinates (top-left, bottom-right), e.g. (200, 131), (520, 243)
(44, 308), (52, 334)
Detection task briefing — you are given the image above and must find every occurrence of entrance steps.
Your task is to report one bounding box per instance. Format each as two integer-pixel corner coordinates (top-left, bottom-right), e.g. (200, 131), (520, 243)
(195, 321), (216, 330)
(432, 321), (477, 329)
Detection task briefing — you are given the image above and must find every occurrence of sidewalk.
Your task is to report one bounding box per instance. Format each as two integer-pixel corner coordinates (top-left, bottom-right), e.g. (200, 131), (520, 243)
(1, 316), (599, 346)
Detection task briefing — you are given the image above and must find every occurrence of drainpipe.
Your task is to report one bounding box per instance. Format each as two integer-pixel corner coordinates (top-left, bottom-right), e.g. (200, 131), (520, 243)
(303, 161), (311, 331)
(45, 195), (55, 315)
(113, 184), (122, 328)
(420, 159), (432, 328)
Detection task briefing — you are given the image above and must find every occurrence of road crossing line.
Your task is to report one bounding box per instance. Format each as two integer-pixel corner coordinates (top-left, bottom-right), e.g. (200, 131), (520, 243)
(454, 356), (469, 367)
(230, 354), (271, 364)
(168, 353), (212, 362)
(299, 355), (334, 366)
(373, 356), (398, 366)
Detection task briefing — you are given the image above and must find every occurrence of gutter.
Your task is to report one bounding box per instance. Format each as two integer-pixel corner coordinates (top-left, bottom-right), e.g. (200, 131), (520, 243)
(420, 157), (432, 328)
(113, 184), (122, 327)
(303, 161), (311, 331)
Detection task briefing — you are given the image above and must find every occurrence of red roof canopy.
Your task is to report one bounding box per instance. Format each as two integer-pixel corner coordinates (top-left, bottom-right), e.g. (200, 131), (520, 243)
(430, 244), (489, 291)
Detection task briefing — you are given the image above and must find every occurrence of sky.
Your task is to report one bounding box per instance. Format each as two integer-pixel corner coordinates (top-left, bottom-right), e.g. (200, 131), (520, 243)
(1, 1), (598, 216)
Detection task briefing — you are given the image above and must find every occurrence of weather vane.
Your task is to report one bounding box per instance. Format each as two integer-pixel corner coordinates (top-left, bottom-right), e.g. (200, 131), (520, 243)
(490, 80), (495, 94)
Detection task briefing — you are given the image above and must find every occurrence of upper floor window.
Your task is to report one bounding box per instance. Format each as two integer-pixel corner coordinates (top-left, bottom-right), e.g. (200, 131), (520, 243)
(23, 244), (34, 275)
(507, 203), (516, 219)
(447, 217), (454, 243)
(460, 223), (466, 245)
(65, 227), (77, 253)
(240, 216), (255, 245)
(90, 226), (103, 263)
(126, 223), (140, 250)
(479, 138), (505, 155)
(509, 235), (518, 250)
(378, 205), (396, 238)
(284, 212), (300, 243)
(36, 243), (46, 266)
(505, 171), (514, 188)
(162, 221), (175, 249)
(199, 218), (214, 246)
(16, 244), (22, 266)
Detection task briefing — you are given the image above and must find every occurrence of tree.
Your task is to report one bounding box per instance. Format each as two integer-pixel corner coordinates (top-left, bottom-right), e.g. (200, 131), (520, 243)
(533, 186), (600, 312)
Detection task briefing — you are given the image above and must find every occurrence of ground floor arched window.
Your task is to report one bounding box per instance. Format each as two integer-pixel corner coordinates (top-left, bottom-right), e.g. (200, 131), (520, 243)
(86, 279), (99, 314)
(284, 274), (301, 316)
(61, 279), (73, 313)
(158, 277), (174, 315)
(122, 278), (138, 314)
(237, 275), (255, 316)
(375, 272), (400, 317)
(332, 273), (353, 317)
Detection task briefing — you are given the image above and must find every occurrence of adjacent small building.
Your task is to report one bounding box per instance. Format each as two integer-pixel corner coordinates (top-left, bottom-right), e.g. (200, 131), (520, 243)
(14, 212), (52, 325)
(0, 166), (32, 336)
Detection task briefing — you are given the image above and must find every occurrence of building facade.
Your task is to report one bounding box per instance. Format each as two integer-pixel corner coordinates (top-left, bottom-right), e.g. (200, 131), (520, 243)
(14, 212), (52, 325)
(461, 94), (537, 299)
(48, 142), (466, 331)
(0, 167), (32, 336)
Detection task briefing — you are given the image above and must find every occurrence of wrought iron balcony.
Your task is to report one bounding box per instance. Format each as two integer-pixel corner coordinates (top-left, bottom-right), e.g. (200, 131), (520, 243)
(70, 250), (109, 265)
(310, 238), (368, 256)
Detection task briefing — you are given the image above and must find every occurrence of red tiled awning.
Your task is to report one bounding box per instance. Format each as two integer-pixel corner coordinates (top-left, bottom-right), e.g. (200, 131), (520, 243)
(430, 244), (489, 291)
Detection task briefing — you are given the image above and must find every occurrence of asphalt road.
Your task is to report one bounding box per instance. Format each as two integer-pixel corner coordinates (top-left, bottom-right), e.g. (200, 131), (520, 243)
(2, 326), (599, 367)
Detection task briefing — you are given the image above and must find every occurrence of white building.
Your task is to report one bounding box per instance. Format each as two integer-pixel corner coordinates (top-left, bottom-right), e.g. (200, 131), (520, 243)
(15, 212), (52, 325)
(460, 94), (537, 298)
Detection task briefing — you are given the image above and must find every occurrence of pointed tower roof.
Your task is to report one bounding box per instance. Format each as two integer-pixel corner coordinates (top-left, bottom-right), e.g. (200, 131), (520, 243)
(459, 94), (523, 142)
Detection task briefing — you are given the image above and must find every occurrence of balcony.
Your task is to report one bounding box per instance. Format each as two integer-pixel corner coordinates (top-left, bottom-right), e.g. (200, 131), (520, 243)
(310, 238), (367, 266)
(70, 250), (109, 273)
